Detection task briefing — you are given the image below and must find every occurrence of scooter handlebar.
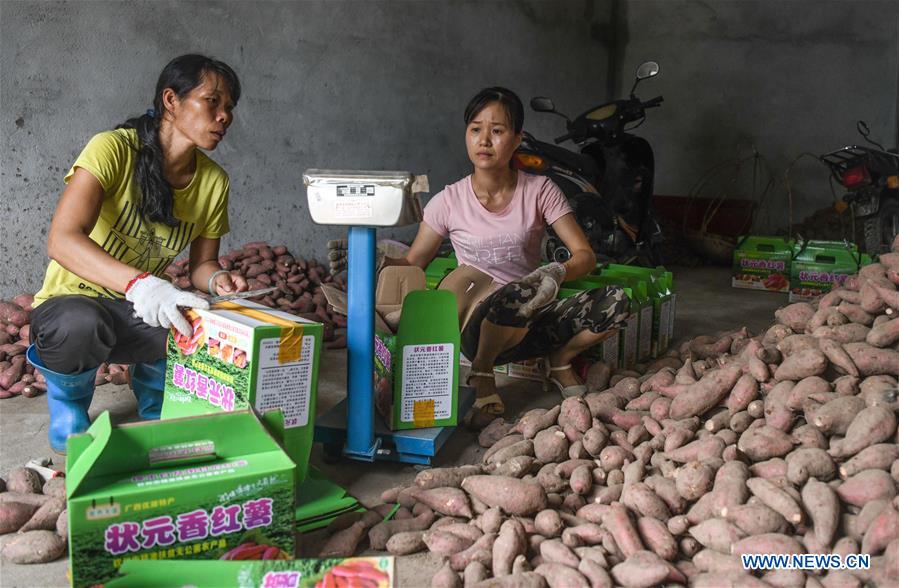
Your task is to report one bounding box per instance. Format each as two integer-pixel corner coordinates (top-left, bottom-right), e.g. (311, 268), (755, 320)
(643, 95), (664, 108)
(554, 132), (573, 144)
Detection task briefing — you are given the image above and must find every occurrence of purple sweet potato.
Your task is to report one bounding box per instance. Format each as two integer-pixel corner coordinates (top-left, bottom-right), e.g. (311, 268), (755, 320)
(1, 530), (66, 563)
(668, 364), (742, 420)
(829, 406), (896, 458)
(836, 470), (897, 507)
(0, 502), (38, 534)
(839, 444), (899, 478)
(462, 476), (547, 516)
(802, 478), (840, 548)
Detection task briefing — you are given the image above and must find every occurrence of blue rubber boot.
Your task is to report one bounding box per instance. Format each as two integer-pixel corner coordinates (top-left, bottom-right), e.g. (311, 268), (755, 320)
(26, 345), (99, 454)
(129, 359), (166, 420)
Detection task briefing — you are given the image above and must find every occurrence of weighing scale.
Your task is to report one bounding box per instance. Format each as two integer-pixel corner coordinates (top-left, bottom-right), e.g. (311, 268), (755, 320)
(304, 170), (474, 465)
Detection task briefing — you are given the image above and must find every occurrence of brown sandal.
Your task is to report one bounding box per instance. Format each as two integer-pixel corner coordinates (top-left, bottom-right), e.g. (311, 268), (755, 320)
(464, 371), (505, 428)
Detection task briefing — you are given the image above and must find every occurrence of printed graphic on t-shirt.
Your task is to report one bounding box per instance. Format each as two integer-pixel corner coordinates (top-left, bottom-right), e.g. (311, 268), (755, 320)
(454, 231), (541, 266)
(91, 201), (194, 298)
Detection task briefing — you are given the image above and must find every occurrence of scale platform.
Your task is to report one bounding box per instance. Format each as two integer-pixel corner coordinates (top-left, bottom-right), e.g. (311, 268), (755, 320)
(314, 385), (476, 465)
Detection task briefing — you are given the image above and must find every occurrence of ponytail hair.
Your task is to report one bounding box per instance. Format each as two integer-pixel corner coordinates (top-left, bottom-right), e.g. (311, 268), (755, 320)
(117, 54), (241, 226)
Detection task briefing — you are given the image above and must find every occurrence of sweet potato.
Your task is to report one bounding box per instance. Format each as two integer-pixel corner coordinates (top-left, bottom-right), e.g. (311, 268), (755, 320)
(424, 529), (475, 557)
(559, 396), (592, 433)
(450, 532), (497, 571)
(867, 316), (899, 348)
(668, 364), (742, 420)
(843, 342), (899, 376)
(777, 334), (820, 357)
(386, 530), (426, 555)
(786, 376), (831, 410)
(774, 349), (828, 381)
(633, 516), (676, 561)
(602, 504), (643, 558)
(836, 470), (897, 507)
(731, 533), (805, 557)
(464, 561), (490, 586)
(1, 529), (67, 564)
(411, 487), (473, 518)
(665, 436), (725, 463)
(492, 519), (527, 577)
(785, 447), (835, 485)
(515, 406), (561, 440)
(801, 478), (840, 548)
(763, 380), (795, 432)
(610, 550), (670, 588)
(818, 337), (859, 376)
(367, 509), (434, 551)
(5, 468), (42, 495)
(415, 465), (481, 490)
(812, 323), (870, 344)
(472, 572), (546, 588)
(811, 395), (866, 437)
(532, 428), (570, 464)
(17, 497), (65, 533)
(0, 502), (38, 534)
(721, 503), (787, 536)
(479, 419), (513, 448)
(829, 405), (896, 458)
(737, 425), (793, 461)
(861, 505), (899, 555)
(432, 561), (463, 588)
(623, 482), (670, 521)
(839, 444), (899, 478)
(462, 476), (547, 516)
(837, 302), (875, 326)
(0, 356), (26, 390)
(0, 302), (29, 328)
(775, 302), (815, 332)
(675, 461), (714, 501)
(486, 439), (533, 465)
(746, 478), (803, 524)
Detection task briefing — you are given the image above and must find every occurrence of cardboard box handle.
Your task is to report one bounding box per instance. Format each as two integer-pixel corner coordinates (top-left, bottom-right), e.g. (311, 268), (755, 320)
(148, 440), (218, 467)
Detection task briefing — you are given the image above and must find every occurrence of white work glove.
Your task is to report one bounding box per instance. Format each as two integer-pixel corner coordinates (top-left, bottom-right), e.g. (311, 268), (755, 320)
(517, 262), (567, 318)
(125, 274), (210, 337)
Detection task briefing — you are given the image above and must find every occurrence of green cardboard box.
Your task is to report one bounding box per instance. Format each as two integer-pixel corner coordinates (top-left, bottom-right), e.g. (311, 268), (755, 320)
(732, 236), (794, 292)
(161, 300), (322, 486)
(107, 556), (395, 587)
(789, 240), (873, 302)
(323, 267), (460, 431)
(65, 410), (296, 588)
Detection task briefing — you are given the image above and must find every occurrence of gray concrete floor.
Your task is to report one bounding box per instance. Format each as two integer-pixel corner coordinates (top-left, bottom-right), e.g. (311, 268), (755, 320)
(0, 266), (786, 587)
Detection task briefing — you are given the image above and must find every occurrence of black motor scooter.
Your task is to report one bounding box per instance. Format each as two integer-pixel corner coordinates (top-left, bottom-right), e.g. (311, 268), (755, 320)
(820, 121), (899, 255)
(514, 61), (665, 266)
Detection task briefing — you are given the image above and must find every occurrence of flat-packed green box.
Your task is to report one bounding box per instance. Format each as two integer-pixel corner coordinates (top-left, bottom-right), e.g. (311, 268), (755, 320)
(732, 236), (794, 292)
(789, 240), (873, 302)
(107, 556), (395, 587)
(66, 410), (296, 588)
(161, 300), (322, 485)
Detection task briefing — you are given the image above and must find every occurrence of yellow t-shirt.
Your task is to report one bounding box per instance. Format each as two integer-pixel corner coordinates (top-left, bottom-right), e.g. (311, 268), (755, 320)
(34, 128), (230, 306)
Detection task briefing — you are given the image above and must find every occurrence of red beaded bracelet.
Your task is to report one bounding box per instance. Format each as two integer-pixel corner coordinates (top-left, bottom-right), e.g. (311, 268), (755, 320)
(125, 272), (151, 293)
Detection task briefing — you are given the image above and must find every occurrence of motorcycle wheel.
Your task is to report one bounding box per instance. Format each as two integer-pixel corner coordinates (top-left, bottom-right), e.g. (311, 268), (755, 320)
(864, 199), (899, 255)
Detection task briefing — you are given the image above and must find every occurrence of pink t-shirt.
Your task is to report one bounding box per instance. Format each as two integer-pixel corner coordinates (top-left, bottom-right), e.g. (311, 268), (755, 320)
(423, 171), (573, 285)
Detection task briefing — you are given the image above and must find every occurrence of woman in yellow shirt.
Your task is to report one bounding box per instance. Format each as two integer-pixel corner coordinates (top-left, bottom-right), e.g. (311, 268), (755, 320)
(28, 54), (247, 453)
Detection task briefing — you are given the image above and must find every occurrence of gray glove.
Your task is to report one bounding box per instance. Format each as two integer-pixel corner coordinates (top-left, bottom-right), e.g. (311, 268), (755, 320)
(517, 262), (567, 318)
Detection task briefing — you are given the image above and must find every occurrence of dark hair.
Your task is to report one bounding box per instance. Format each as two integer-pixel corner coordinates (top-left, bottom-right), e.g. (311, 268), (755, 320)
(463, 86), (524, 134)
(117, 54), (241, 226)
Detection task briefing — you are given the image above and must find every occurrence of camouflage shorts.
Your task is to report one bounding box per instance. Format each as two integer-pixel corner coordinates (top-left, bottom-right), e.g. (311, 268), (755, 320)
(461, 282), (630, 366)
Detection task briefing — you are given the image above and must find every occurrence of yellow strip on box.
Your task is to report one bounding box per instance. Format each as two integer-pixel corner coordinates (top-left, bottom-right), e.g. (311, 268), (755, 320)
(213, 301), (303, 364)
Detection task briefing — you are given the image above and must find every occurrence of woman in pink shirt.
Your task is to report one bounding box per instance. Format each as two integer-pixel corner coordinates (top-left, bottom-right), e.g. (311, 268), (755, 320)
(388, 87), (628, 425)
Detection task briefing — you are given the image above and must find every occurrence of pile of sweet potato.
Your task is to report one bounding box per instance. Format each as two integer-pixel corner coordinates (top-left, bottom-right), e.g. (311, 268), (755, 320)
(321, 241), (899, 587)
(164, 241), (346, 348)
(1, 295), (141, 399)
(0, 242), (345, 399)
(0, 468), (67, 564)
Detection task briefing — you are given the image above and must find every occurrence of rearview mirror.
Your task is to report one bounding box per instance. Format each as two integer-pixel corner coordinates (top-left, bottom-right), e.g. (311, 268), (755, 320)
(530, 97), (556, 113)
(635, 61), (660, 80)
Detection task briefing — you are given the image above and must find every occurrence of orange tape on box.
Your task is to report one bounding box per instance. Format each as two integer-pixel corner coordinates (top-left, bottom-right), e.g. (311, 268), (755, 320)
(213, 301), (303, 364)
(412, 399), (436, 428)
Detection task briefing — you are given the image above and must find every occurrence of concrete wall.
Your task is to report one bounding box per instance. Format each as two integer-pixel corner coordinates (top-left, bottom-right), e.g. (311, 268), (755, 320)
(618, 0), (899, 232)
(0, 0), (613, 298)
(2, 1), (898, 298)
